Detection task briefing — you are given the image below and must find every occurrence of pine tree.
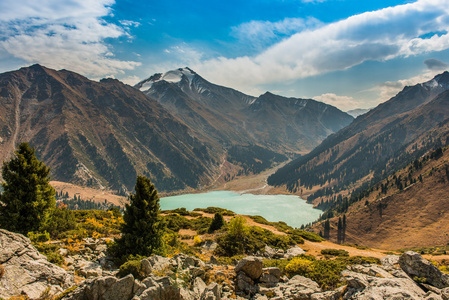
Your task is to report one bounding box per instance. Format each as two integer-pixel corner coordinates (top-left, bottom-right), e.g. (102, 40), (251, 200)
(209, 212), (225, 233)
(0, 142), (55, 234)
(112, 175), (164, 261)
(342, 214), (347, 244)
(337, 217), (342, 244)
(323, 219), (330, 240)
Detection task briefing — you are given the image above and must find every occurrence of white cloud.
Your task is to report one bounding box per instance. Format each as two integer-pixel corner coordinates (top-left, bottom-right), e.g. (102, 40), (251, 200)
(374, 67), (448, 103)
(190, 0), (449, 95)
(0, 0), (140, 77)
(230, 17), (321, 51)
(313, 93), (360, 111)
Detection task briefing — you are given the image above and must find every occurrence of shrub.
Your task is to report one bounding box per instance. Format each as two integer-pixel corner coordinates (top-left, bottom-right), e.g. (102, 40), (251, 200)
(27, 231), (50, 243)
(215, 217), (297, 256)
(285, 257), (314, 276)
(263, 259), (290, 274)
(193, 236), (202, 246)
(321, 249), (349, 257)
(118, 259), (143, 279)
(42, 208), (77, 239)
(290, 229), (324, 242)
(285, 255), (381, 290)
(34, 243), (64, 266)
(249, 215), (271, 225)
(193, 207), (235, 216)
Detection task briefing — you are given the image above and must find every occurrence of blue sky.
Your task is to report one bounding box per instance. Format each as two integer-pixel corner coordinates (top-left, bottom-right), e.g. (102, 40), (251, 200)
(1, 0), (449, 110)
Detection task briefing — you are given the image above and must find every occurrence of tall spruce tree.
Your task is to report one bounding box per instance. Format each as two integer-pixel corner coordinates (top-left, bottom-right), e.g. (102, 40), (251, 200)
(323, 219), (330, 240)
(113, 175), (164, 261)
(337, 217), (342, 244)
(0, 142), (55, 234)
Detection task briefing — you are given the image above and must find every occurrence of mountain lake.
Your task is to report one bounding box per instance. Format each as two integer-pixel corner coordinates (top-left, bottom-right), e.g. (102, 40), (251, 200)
(160, 191), (322, 228)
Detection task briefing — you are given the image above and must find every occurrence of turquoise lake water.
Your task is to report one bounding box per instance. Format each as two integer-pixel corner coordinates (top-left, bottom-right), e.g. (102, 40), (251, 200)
(160, 191), (322, 228)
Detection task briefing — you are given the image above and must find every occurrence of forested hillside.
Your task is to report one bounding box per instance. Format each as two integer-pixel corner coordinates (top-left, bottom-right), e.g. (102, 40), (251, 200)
(268, 72), (449, 202)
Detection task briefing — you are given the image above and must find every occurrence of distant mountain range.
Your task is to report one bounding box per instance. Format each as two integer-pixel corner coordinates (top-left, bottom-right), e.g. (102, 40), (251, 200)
(136, 68), (353, 155)
(0, 65), (352, 192)
(346, 108), (371, 118)
(268, 71), (449, 201)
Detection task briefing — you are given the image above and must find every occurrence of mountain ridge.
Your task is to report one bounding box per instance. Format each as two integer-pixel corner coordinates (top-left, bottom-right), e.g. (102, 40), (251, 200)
(268, 71), (449, 198)
(0, 65), (353, 192)
(137, 68), (354, 155)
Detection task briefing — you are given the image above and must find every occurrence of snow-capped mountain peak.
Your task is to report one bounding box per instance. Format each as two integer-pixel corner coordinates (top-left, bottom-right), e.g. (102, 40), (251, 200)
(422, 71), (449, 90)
(136, 67), (197, 92)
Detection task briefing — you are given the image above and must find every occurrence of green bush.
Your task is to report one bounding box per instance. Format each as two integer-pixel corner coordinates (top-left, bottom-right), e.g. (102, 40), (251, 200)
(28, 231), (50, 243)
(190, 217), (213, 234)
(42, 208), (77, 239)
(321, 249), (349, 257)
(34, 243), (64, 266)
(263, 259), (290, 274)
(284, 255), (380, 290)
(290, 229), (324, 242)
(118, 259), (143, 279)
(214, 217), (296, 256)
(249, 215), (271, 225)
(285, 257), (314, 276)
(193, 207), (235, 216)
(164, 214), (192, 232)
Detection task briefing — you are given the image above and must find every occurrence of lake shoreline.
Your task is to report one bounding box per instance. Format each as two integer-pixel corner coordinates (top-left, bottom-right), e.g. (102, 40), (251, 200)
(160, 190), (322, 228)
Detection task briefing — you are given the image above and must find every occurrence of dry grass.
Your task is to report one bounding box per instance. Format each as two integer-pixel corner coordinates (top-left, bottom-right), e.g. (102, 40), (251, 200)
(51, 181), (127, 207)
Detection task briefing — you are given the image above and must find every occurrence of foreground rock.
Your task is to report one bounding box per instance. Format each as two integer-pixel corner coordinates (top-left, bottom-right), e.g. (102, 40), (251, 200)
(400, 251), (449, 289)
(0, 229), (74, 299)
(61, 254), (222, 300)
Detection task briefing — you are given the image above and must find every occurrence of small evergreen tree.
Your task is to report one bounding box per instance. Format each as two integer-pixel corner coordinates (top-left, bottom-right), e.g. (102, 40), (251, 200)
(0, 142), (55, 234)
(337, 217), (342, 244)
(323, 219), (330, 240)
(111, 175), (164, 262)
(208, 212), (225, 233)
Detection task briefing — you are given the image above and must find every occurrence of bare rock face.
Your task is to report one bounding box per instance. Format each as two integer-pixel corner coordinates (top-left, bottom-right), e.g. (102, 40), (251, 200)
(399, 251), (449, 289)
(0, 229), (74, 299)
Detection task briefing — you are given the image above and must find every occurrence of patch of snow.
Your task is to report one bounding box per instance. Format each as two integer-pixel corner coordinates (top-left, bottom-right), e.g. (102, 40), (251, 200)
(161, 70), (183, 83)
(139, 81), (153, 91)
(424, 79), (439, 89)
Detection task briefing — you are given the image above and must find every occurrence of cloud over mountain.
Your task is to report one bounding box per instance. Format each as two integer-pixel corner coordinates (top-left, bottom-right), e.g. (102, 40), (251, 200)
(193, 0), (449, 95)
(0, 0), (140, 77)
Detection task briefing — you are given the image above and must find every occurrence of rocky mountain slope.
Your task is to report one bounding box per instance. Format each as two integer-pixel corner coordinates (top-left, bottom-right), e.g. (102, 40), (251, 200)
(137, 68), (354, 155)
(0, 64), (220, 192)
(0, 65), (353, 192)
(268, 71), (449, 198)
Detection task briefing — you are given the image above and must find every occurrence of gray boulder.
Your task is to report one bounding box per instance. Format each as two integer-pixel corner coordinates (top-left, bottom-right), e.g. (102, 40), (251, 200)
(0, 229), (74, 299)
(399, 251), (449, 289)
(284, 246), (306, 259)
(342, 264), (427, 299)
(259, 267), (281, 287)
(235, 256), (263, 280)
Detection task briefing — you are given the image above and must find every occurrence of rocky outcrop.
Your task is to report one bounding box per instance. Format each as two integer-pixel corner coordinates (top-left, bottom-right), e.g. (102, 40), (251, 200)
(0, 229), (74, 299)
(399, 251), (449, 289)
(4, 229), (449, 300)
(62, 254), (222, 300)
